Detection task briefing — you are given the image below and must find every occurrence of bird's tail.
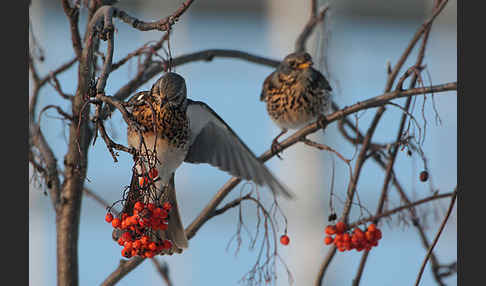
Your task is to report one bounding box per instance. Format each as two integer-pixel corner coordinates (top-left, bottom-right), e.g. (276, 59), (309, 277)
(155, 173), (188, 255)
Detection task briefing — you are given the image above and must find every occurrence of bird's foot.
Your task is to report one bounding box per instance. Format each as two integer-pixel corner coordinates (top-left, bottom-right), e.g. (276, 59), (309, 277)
(317, 114), (328, 130)
(271, 139), (284, 160)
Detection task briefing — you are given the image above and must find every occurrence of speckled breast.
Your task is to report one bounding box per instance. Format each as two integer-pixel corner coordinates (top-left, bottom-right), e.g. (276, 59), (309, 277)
(129, 103), (190, 150)
(266, 83), (325, 130)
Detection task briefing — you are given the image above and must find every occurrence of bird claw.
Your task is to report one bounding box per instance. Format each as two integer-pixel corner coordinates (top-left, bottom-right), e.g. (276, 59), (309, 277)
(317, 114), (328, 130)
(271, 139), (283, 160)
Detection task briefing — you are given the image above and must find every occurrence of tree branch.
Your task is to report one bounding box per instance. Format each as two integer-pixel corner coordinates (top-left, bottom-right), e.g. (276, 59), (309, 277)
(348, 192), (455, 228)
(60, 0), (82, 58)
(352, 2), (441, 281)
(100, 49), (280, 120)
(414, 189), (457, 286)
(113, 0), (195, 32)
(295, 3), (331, 52)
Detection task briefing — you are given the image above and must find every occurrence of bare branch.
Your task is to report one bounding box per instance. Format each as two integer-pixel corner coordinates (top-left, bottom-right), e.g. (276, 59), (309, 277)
(99, 49), (280, 120)
(352, 3), (440, 282)
(113, 0), (195, 32)
(111, 33), (170, 71)
(101, 258), (146, 286)
(60, 0), (82, 57)
(210, 194), (252, 219)
(414, 189), (457, 286)
(29, 124), (62, 210)
(337, 108), (452, 285)
(38, 105), (73, 122)
(385, 0), (449, 91)
(348, 192), (455, 229)
(295, 3), (331, 52)
(48, 75), (74, 101)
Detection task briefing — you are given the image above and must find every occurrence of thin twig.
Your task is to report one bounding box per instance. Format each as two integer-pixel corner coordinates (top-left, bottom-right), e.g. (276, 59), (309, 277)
(101, 258), (146, 286)
(113, 0), (195, 32)
(295, 3), (331, 52)
(414, 189), (457, 286)
(352, 3), (440, 282)
(61, 0), (82, 58)
(348, 192), (455, 229)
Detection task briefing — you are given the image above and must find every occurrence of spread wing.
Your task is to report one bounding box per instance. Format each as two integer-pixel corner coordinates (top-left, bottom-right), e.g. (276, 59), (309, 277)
(184, 99), (293, 198)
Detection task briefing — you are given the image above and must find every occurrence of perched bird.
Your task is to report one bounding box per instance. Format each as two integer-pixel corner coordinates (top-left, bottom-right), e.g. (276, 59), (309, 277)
(126, 72), (293, 255)
(260, 52), (332, 156)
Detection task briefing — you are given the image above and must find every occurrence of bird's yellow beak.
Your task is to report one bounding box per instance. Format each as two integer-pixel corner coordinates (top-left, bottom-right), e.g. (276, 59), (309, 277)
(298, 61), (312, 69)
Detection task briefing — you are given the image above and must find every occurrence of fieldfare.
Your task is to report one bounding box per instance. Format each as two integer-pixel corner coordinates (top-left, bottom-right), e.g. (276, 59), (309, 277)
(126, 72), (293, 255)
(260, 52), (332, 157)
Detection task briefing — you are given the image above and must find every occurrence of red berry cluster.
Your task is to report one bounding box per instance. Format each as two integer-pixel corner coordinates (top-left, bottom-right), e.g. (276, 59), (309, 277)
(105, 200), (174, 258)
(324, 221), (382, 252)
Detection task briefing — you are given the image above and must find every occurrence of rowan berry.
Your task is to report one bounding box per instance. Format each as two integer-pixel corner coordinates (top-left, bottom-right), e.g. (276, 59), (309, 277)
(105, 213), (114, 223)
(325, 225), (337, 235)
(162, 202), (172, 211)
(365, 231), (375, 242)
(122, 232), (132, 242)
(324, 236), (333, 245)
(141, 235), (149, 245)
(144, 251), (155, 258)
(280, 235), (290, 246)
(148, 242), (157, 251)
(111, 218), (121, 228)
(134, 201), (144, 212)
(335, 221), (346, 234)
(368, 223), (377, 232)
(147, 203), (155, 211)
(343, 233), (351, 243)
(334, 234), (343, 243)
(163, 240), (173, 250)
(133, 240), (142, 249)
(159, 223), (168, 231)
(121, 248), (131, 258)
